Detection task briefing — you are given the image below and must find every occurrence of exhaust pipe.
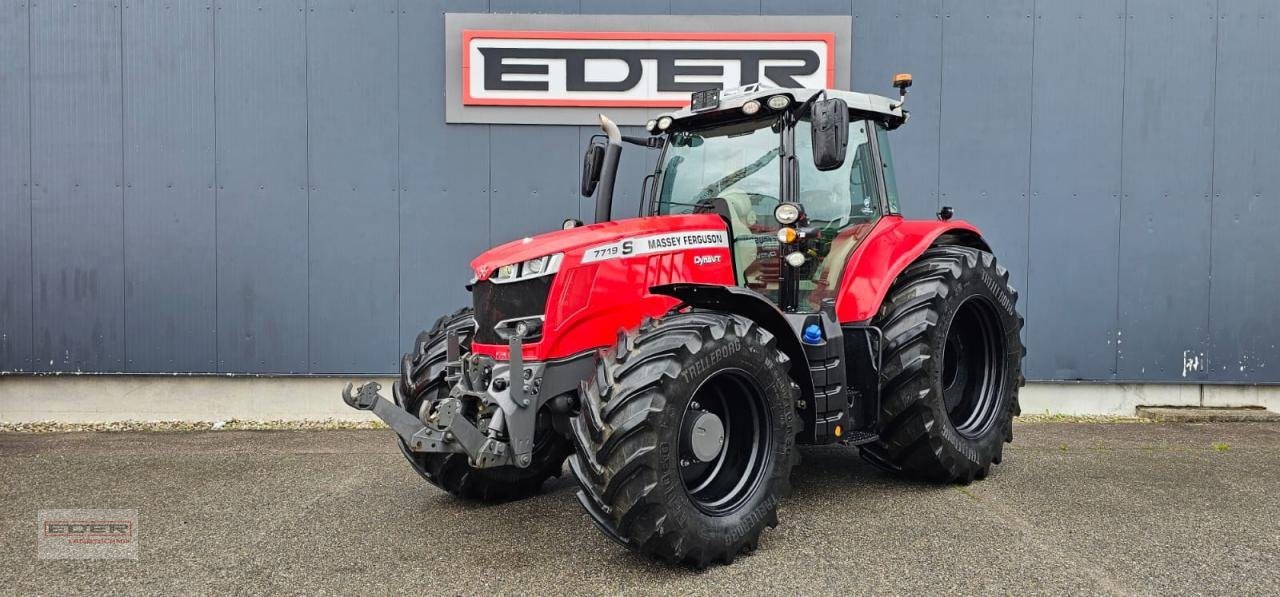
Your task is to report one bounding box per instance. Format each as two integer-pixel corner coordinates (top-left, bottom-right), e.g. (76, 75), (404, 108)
(594, 114), (623, 223)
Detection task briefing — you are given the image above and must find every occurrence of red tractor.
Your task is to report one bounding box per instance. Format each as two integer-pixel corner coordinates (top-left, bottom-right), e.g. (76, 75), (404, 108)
(344, 75), (1024, 567)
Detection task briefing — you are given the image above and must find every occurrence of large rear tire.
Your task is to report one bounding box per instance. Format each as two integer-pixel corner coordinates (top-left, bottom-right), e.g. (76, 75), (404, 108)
(569, 312), (799, 568)
(862, 246), (1024, 483)
(396, 307), (570, 502)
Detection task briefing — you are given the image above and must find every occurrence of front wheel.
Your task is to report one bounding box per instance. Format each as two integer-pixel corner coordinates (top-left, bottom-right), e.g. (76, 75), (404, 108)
(862, 245), (1025, 483)
(569, 312), (799, 568)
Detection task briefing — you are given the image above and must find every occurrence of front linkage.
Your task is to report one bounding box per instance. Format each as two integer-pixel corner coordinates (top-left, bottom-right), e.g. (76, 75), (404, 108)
(344, 329), (587, 469)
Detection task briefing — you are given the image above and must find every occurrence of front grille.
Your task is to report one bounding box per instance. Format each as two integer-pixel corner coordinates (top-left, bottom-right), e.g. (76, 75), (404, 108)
(471, 275), (555, 345)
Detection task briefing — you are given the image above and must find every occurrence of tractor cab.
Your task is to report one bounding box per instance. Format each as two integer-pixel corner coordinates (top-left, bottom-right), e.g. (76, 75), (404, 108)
(582, 82), (910, 314)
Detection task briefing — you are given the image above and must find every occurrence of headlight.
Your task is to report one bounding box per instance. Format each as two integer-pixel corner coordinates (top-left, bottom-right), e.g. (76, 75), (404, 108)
(491, 253), (564, 283)
(774, 202), (801, 225)
(785, 252), (806, 267)
(525, 257), (546, 274)
(657, 116), (673, 130)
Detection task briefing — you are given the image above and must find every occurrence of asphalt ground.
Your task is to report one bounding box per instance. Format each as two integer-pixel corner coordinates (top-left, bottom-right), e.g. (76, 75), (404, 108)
(2, 422), (1278, 595)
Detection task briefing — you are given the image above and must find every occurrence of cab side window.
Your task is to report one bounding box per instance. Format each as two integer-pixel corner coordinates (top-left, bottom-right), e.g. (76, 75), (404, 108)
(792, 118), (883, 310)
(875, 124), (901, 214)
(795, 119), (876, 226)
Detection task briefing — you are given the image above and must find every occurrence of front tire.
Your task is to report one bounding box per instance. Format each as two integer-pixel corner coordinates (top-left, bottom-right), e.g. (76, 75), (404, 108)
(862, 246), (1024, 483)
(569, 312), (799, 568)
(396, 307), (571, 502)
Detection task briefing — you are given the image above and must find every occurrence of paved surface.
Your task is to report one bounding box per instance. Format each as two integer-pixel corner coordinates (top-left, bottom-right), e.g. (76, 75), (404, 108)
(2, 423), (1278, 595)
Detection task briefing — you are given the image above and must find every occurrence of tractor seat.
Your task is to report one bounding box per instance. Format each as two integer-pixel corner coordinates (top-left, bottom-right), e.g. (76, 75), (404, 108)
(718, 190), (759, 283)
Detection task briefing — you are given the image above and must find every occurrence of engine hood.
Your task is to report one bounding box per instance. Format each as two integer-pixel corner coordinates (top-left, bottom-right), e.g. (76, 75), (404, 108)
(471, 214), (727, 280)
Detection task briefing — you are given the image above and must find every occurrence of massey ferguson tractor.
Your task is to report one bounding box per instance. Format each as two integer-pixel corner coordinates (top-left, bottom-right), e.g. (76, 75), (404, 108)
(343, 75), (1024, 567)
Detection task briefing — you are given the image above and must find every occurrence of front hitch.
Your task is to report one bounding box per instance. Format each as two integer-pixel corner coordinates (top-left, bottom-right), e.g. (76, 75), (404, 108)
(343, 379), (512, 467)
(342, 328), (595, 470)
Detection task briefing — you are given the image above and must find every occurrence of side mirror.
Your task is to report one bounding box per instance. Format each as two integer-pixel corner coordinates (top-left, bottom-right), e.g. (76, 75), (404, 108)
(581, 140), (606, 197)
(810, 98), (849, 171)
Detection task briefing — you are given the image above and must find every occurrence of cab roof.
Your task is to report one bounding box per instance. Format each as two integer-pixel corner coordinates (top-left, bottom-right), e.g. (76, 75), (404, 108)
(657, 84), (907, 131)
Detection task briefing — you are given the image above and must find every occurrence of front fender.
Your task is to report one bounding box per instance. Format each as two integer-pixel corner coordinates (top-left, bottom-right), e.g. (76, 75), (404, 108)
(650, 283), (815, 404)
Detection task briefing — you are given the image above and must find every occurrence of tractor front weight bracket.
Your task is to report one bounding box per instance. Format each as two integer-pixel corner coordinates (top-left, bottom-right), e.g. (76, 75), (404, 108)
(342, 380), (502, 464)
(342, 330), (595, 471)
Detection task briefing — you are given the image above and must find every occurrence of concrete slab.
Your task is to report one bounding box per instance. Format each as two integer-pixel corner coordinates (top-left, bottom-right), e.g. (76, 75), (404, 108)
(0, 375), (383, 423)
(1137, 406), (1280, 423)
(1019, 382), (1201, 416)
(2, 375), (1279, 421)
(1203, 384), (1280, 412)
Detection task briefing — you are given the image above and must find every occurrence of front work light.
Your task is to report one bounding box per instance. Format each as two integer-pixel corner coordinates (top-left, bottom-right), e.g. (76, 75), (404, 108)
(774, 202), (801, 225)
(657, 116), (673, 130)
(645, 119), (657, 132)
(741, 100), (761, 115)
(766, 95), (790, 110)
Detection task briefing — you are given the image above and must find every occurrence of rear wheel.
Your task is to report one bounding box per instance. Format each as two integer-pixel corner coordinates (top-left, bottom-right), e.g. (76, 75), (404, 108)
(569, 312), (799, 567)
(862, 246), (1024, 482)
(396, 307), (570, 501)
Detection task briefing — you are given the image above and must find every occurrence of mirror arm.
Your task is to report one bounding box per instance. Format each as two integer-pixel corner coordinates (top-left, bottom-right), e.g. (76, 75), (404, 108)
(795, 89), (827, 119)
(622, 135), (664, 148)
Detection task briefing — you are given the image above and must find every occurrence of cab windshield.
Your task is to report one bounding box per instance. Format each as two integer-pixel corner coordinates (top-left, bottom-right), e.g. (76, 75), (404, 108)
(653, 118), (782, 220)
(652, 115), (882, 311)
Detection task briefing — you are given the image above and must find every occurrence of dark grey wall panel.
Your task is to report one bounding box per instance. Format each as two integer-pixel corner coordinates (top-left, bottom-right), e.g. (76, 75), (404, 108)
(763, 0), (846, 15)
(852, 0), (942, 220)
(582, 0), (667, 14)
(489, 125), (583, 245)
(1206, 0), (1280, 382)
(4, 0), (1278, 382)
(490, 0), (580, 14)
(214, 0), (309, 373)
(122, 0), (217, 372)
(670, 0), (757, 15)
(306, 0), (399, 374)
(1116, 0), (1216, 381)
(937, 0), (1033, 302)
(29, 0), (126, 372)
(1025, 0), (1124, 380)
(398, 0), (490, 348)
(0, 0), (32, 372)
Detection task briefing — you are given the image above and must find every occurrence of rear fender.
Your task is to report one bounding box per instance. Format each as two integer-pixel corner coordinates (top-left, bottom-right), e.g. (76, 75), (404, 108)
(834, 216), (989, 323)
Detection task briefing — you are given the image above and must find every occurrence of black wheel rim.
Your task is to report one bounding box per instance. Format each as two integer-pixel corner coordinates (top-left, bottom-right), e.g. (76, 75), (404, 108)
(678, 368), (772, 516)
(940, 297), (1006, 439)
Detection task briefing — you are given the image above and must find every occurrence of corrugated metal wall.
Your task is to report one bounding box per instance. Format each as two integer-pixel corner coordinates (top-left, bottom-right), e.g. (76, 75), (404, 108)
(1, 0), (1276, 382)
